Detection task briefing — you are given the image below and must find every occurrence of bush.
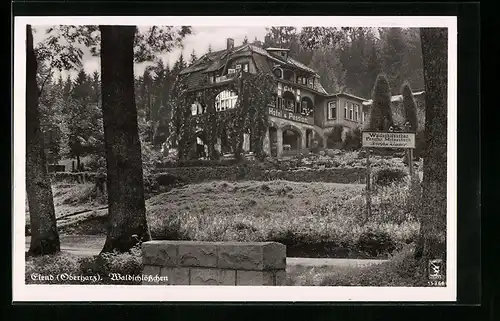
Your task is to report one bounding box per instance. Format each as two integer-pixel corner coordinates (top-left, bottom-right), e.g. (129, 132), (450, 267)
(84, 155), (106, 172)
(373, 167), (407, 186)
(153, 166), (366, 185)
(80, 246), (143, 285)
(326, 125), (344, 149)
(355, 229), (396, 257)
(157, 158), (243, 168)
(342, 128), (362, 151)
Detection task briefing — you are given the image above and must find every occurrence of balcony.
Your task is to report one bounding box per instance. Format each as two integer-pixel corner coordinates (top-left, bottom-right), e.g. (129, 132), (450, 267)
(214, 71), (239, 83)
(267, 105), (314, 125)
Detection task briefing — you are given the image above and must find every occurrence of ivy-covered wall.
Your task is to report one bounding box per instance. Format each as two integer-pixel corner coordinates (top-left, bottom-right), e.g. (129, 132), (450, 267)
(167, 72), (276, 161)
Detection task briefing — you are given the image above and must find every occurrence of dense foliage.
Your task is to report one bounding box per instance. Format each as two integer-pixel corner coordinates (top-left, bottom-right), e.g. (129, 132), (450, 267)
(167, 72), (275, 161)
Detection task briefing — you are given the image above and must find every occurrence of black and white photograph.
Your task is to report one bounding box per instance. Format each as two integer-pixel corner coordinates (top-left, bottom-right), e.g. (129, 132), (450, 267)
(13, 16), (457, 301)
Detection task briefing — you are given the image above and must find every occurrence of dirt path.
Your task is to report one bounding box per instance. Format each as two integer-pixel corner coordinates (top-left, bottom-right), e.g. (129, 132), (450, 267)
(25, 235), (387, 266)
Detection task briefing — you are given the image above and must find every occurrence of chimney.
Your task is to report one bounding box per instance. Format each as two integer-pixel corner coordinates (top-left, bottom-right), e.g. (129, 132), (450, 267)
(227, 38), (234, 50)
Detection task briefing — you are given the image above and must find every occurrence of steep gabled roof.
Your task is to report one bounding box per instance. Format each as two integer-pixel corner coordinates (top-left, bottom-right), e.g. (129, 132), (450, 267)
(179, 43), (322, 91)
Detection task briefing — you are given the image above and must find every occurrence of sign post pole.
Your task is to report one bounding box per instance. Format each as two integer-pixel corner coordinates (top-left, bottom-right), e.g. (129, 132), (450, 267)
(408, 147), (414, 178)
(365, 148), (372, 221)
(404, 122), (414, 179)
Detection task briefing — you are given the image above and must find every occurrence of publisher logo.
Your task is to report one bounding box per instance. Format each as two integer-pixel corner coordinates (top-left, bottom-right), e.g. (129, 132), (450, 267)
(428, 259), (443, 280)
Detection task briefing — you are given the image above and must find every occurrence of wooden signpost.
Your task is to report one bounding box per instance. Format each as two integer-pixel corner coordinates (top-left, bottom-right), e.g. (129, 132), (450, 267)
(361, 129), (416, 221)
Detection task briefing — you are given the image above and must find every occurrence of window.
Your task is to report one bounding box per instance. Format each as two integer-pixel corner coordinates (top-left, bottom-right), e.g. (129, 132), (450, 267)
(242, 63), (249, 73)
(361, 110), (365, 124)
(215, 90), (238, 112)
(308, 78), (313, 87)
(277, 97), (285, 109)
(273, 68), (283, 79)
(297, 76), (302, 84)
(302, 78), (307, 85)
(355, 104), (359, 122)
(191, 103), (198, 116)
(271, 94), (277, 107)
(344, 101), (348, 119)
(328, 101), (337, 120)
(349, 103), (354, 120)
(300, 100), (307, 114)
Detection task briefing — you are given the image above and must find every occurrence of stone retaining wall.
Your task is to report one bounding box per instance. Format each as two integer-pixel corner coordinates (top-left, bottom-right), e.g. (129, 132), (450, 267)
(141, 241), (287, 286)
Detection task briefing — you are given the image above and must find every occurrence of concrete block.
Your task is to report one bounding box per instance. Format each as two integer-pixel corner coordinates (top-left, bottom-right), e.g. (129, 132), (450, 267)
(159, 267), (190, 285)
(142, 241), (179, 267)
(217, 242), (286, 270)
(275, 270), (287, 286)
(236, 270), (274, 286)
(178, 242), (217, 267)
(190, 268), (236, 286)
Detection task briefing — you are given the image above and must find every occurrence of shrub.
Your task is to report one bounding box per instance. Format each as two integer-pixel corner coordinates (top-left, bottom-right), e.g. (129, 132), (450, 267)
(342, 128), (362, 151)
(156, 158), (243, 168)
(326, 125), (343, 148)
(84, 155), (106, 172)
(369, 74), (394, 131)
(373, 167), (407, 186)
(80, 245), (143, 285)
(355, 229), (396, 257)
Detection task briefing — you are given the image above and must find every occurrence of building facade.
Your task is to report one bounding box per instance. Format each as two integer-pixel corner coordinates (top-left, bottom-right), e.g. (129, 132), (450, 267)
(179, 38), (369, 158)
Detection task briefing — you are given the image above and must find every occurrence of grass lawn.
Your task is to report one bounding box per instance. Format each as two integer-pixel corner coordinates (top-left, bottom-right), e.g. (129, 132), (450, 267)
(30, 178), (420, 259)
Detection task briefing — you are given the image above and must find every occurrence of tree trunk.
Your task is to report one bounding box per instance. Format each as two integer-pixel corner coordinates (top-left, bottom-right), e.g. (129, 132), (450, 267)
(414, 28), (448, 278)
(76, 155), (80, 171)
(99, 25), (151, 253)
(26, 25), (60, 255)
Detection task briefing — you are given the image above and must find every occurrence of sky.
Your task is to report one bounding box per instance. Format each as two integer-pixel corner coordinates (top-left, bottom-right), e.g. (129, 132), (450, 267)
(32, 26), (269, 80)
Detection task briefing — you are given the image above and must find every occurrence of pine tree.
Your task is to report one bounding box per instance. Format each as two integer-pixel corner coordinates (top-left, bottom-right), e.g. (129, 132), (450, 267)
(365, 40), (381, 97)
(172, 53), (187, 76)
(189, 49), (198, 66)
(380, 28), (408, 94)
(401, 82), (418, 132)
(369, 73), (393, 131)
